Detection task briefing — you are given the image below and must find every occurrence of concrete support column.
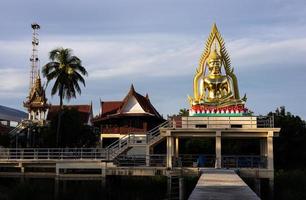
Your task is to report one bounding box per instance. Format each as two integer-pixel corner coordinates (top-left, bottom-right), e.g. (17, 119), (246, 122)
(175, 137), (179, 158)
(215, 131), (222, 169)
(56, 164), (60, 176)
(100, 135), (103, 148)
(146, 146), (153, 167)
(173, 118), (177, 128)
(54, 179), (59, 199)
(166, 136), (174, 168)
(260, 138), (267, 157)
(179, 177), (185, 200)
(254, 178), (261, 197)
(269, 178), (274, 200)
(267, 131), (274, 170)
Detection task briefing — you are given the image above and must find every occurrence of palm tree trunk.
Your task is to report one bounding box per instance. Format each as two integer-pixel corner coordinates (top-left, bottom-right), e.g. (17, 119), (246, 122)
(56, 90), (63, 147)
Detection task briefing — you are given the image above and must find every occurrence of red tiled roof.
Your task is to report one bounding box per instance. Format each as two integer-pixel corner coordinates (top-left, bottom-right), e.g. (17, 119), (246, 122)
(93, 84), (163, 122)
(47, 104), (92, 124)
(101, 101), (123, 116)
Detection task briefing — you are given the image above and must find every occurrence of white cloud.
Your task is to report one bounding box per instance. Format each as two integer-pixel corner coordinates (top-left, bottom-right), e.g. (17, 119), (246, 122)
(0, 68), (28, 92)
(1, 33), (306, 118)
(228, 38), (306, 68)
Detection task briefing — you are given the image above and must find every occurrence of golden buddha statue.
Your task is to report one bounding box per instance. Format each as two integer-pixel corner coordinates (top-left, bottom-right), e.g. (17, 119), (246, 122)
(201, 48), (233, 104)
(188, 23), (247, 116)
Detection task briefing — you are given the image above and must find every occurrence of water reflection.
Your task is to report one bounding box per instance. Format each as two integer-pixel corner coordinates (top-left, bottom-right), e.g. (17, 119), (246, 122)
(0, 176), (198, 200)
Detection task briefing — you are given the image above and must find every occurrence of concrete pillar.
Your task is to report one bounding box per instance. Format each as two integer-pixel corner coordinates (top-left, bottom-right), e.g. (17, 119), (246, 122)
(54, 179), (59, 199)
(166, 136), (174, 168)
(20, 162), (25, 183)
(269, 178), (274, 200)
(146, 146), (153, 167)
(175, 137), (179, 158)
(179, 177), (184, 200)
(254, 178), (261, 197)
(101, 163), (106, 177)
(173, 118), (177, 128)
(167, 176), (172, 198)
(215, 131), (222, 168)
(260, 138), (267, 157)
(267, 131), (274, 170)
(100, 135), (103, 148)
(56, 164), (60, 176)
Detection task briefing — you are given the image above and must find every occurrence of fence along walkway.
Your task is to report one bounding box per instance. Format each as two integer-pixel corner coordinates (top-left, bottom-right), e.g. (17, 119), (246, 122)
(188, 169), (260, 200)
(0, 148), (107, 160)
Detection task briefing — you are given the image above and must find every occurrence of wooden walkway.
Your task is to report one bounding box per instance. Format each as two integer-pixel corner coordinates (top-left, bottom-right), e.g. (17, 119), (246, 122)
(188, 169), (260, 200)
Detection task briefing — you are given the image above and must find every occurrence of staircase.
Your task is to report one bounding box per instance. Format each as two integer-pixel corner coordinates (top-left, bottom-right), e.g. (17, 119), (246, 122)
(105, 120), (171, 160)
(8, 120), (32, 138)
(147, 120), (170, 147)
(105, 134), (133, 160)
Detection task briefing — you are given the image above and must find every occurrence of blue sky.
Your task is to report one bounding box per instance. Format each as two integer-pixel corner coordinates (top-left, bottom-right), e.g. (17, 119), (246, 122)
(0, 0), (306, 119)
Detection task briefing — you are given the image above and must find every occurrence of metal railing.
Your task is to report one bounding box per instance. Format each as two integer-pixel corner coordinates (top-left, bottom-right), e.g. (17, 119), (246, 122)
(113, 154), (167, 167)
(222, 155), (267, 168)
(174, 154), (215, 168)
(105, 134), (147, 160)
(167, 116), (274, 129)
(0, 148), (106, 160)
(8, 122), (27, 138)
(147, 120), (170, 144)
(0, 149), (268, 169)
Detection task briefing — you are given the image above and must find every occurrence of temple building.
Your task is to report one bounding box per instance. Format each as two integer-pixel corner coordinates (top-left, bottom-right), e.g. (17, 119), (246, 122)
(23, 73), (50, 124)
(142, 24), (280, 191)
(47, 104), (93, 125)
(92, 84), (164, 147)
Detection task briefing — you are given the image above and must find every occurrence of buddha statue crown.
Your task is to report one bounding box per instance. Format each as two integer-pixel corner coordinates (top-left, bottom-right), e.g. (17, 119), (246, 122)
(188, 23), (248, 116)
(208, 48), (221, 61)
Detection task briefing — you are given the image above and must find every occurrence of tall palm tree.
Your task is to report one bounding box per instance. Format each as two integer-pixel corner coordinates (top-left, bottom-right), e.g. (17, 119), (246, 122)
(42, 47), (88, 146)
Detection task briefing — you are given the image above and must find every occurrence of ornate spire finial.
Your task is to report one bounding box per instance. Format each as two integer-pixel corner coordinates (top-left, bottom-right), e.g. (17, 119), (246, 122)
(212, 23), (218, 33)
(130, 84), (135, 92)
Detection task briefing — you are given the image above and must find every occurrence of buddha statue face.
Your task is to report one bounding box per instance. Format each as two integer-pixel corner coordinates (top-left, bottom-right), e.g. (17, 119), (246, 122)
(207, 49), (222, 75)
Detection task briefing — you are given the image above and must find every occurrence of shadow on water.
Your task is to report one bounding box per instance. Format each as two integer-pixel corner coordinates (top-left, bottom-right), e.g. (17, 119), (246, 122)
(0, 176), (198, 200)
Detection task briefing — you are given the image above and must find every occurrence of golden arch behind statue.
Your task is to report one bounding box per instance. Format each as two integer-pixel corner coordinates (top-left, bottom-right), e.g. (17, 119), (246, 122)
(188, 23), (245, 107)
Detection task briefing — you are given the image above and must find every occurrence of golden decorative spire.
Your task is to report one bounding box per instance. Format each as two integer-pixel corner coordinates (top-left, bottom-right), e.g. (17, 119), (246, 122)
(188, 23), (244, 106)
(24, 73), (49, 111)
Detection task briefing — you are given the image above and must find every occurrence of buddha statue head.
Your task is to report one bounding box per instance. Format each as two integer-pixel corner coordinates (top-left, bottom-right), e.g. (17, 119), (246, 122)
(207, 49), (222, 75)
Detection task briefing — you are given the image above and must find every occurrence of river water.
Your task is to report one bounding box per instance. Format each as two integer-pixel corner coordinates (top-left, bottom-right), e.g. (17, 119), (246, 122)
(0, 176), (198, 200)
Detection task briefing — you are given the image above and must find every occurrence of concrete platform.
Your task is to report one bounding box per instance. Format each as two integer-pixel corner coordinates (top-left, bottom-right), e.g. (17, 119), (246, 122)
(188, 169), (260, 200)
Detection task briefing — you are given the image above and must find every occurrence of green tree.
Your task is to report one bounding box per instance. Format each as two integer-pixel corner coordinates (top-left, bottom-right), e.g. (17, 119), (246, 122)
(42, 108), (99, 147)
(178, 108), (189, 116)
(42, 48), (88, 146)
(269, 107), (306, 170)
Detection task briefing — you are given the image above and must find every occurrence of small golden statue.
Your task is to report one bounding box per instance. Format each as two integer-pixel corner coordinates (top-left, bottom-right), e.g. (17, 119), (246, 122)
(188, 23), (247, 116)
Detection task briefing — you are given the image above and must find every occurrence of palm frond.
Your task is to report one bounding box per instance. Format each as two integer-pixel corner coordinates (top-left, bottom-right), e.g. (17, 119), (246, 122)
(44, 47), (87, 104)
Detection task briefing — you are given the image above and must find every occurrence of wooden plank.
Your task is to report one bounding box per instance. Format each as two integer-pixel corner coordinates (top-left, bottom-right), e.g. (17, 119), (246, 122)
(188, 169), (260, 200)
